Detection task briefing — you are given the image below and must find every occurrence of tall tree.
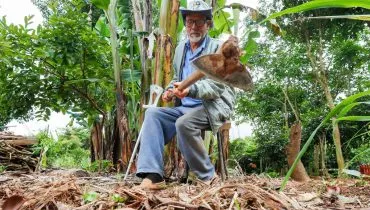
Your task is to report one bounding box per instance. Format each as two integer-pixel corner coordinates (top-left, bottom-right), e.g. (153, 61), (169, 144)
(0, 3), (114, 128)
(236, 15), (368, 173)
(279, 0), (368, 172)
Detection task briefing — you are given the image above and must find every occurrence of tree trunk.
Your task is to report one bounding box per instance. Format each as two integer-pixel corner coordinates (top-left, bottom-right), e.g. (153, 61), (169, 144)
(164, 139), (177, 177)
(306, 30), (345, 174)
(321, 73), (345, 172)
(90, 117), (120, 170)
(215, 127), (230, 177)
(90, 121), (103, 162)
(313, 144), (320, 176)
(286, 122), (310, 182)
(116, 88), (132, 167)
(318, 132), (330, 177)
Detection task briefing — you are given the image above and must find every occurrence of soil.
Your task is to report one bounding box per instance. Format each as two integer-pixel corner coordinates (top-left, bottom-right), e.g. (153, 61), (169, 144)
(0, 170), (369, 210)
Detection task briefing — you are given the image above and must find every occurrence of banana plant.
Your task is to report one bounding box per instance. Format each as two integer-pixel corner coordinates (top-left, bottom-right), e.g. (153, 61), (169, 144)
(153, 0), (181, 100)
(93, 1), (142, 137)
(91, 0), (134, 167)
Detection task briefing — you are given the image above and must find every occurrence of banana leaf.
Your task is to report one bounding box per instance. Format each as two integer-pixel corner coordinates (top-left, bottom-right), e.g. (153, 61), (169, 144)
(301, 14), (370, 21)
(262, 0), (370, 24)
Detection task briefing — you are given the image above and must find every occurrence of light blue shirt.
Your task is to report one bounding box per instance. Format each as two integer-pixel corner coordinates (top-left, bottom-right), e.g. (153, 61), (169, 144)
(181, 36), (208, 107)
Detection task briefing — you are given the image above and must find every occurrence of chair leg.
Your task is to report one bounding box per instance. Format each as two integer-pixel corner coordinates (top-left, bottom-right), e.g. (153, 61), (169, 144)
(180, 162), (190, 183)
(217, 132), (226, 182)
(221, 131), (229, 179)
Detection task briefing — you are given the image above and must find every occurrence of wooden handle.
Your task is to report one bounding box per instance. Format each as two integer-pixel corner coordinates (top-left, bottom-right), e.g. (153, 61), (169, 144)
(177, 70), (204, 90)
(168, 70), (205, 99)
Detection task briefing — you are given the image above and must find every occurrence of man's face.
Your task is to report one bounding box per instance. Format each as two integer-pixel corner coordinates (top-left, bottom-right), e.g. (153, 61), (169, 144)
(185, 13), (210, 44)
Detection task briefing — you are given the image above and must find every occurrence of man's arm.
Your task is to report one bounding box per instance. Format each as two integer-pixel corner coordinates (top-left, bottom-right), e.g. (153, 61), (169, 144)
(187, 79), (233, 100)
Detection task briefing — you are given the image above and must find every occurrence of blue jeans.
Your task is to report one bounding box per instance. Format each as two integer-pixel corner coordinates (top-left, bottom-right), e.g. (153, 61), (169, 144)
(136, 105), (215, 181)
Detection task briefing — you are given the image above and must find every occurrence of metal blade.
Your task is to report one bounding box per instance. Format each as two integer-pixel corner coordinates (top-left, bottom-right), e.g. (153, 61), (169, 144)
(192, 54), (253, 91)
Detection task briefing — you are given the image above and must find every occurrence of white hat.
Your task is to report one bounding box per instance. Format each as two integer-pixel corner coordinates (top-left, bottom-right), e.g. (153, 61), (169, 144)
(179, 0), (213, 22)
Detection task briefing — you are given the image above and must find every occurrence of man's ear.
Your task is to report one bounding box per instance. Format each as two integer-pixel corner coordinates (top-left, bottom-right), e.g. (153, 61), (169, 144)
(206, 20), (213, 28)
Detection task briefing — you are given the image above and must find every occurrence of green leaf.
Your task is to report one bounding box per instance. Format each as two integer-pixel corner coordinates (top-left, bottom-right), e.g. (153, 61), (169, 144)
(177, 15), (185, 34)
(241, 39), (257, 64)
(208, 27), (222, 37)
(320, 90), (370, 126)
(213, 11), (231, 31)
(133, 31), (149, 37)
(240, 30), (260, 64)
(64, 78), (114, 85)
(83, 191), (99, 203)
(180, 0), (187, 7)
(91, 0), (111, 11)
(122, 69), (141, 82)
(338, 102), (370, 118)
(95, 16), (110, 38)
(111, 193), (127, 203)
(1, 58), (12, 66)
(248, 30), (260, 39)
(217, 0), (226, 8)
(336, 116), (370, 122)
(262, 0), (370, 24)
(304, 14), (370, 21)
(345, 147), (370, 169)
(117, 0), (130, 13)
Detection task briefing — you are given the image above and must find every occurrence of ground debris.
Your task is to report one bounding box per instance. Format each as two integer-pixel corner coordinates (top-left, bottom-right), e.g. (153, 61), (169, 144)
(0, 133), (38, 172)
(0, 171), (369, 209)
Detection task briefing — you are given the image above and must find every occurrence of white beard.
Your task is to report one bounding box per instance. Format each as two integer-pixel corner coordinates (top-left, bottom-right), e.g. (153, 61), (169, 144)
(189, 33), (203, 43)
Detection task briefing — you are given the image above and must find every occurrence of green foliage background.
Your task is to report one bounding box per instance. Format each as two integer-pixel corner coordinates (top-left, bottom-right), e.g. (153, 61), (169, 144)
(34, 127), (90, 168)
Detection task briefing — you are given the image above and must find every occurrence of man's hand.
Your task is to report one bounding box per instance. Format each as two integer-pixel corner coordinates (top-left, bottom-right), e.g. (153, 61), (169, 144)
(162, 89), (174, 102)
(173, 82), (189, 99)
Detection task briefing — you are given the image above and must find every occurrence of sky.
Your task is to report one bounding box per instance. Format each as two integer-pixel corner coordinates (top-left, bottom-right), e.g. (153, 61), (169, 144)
(0, 0), (43, 27)
(1, 0), (255, 139)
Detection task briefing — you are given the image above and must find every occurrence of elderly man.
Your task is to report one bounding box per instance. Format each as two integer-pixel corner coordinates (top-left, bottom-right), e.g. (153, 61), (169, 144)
(136, 0), (235, 189)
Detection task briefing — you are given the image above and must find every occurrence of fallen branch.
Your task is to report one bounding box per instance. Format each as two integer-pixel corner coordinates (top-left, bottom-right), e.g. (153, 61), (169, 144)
(153, 201), (199, 209)
(0, 141), (38, 172)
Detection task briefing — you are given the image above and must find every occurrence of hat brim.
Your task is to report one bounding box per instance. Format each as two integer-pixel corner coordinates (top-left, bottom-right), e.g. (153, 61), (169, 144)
(180, 8), (213, 20)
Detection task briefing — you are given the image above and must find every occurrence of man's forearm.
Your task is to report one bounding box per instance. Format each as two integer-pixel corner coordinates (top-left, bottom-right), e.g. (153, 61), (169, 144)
(188, 79), (230, 100)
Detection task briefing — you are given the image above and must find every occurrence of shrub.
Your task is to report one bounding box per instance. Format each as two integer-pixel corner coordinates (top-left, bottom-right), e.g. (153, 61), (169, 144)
(229, 137), (259, 173)
(33, 127), (90, 168)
